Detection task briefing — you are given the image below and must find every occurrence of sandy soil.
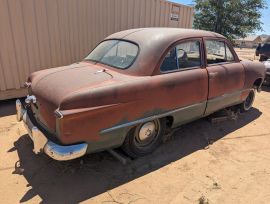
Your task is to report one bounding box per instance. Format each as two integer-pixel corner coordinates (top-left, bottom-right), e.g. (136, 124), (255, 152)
(1, 86), (270, 204)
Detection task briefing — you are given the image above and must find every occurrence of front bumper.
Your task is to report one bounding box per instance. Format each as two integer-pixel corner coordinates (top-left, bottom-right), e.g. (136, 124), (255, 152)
(16, 99), (88, 161)
(264, 72), (270, 83)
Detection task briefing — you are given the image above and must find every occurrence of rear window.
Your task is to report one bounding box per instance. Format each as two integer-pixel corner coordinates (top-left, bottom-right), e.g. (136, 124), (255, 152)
(85, 40), (139, 69)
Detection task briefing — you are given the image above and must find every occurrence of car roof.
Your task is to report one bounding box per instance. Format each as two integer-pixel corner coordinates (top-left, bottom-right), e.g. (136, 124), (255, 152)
(106, 27), (224, 43)
(105, 28), (225, 76)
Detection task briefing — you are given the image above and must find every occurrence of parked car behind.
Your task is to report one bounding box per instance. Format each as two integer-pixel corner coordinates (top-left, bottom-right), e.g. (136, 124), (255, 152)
(256, 43), (270, 61)
(263, 59), (270, 84)
(16, 28), (265, 161)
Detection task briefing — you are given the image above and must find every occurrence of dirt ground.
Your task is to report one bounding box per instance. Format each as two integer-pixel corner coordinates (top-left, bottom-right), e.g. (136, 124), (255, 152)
(0, 85), (270, 204)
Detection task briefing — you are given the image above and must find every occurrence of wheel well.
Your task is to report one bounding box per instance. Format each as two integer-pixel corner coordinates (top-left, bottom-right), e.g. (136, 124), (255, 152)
(253, 78), (263, 90)
(165, 116), (174, 128)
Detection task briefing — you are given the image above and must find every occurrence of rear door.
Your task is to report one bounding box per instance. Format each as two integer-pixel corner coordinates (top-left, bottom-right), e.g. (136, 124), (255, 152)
(204, 38), (245, 115)
(156, 38), (208, 127)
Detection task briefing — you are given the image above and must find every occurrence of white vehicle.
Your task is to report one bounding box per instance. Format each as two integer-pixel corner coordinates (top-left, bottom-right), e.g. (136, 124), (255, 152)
(263, 59), (270, 84)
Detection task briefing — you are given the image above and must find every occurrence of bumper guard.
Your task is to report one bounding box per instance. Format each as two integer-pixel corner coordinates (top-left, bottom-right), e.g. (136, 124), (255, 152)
(16, 99), (88, 161)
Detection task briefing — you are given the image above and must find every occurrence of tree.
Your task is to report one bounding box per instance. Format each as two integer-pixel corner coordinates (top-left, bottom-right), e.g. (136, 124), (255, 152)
(193, 0), (267, 40)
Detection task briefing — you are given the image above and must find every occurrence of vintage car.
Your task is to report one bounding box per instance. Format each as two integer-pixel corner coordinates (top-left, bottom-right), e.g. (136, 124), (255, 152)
(16, 28), (265, 161)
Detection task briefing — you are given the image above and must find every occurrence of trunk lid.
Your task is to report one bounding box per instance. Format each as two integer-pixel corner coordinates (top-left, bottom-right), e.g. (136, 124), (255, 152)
(28, 62), (116, 131)
(30, 62), (114, 106)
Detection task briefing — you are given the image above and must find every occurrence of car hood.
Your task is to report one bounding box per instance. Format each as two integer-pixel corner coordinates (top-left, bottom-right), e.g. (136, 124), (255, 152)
(29, 62), (119, 107)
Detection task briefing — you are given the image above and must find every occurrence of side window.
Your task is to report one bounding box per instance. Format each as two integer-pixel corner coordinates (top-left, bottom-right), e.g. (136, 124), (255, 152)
(225, 44), (235, 62)
(160, 40), (201, 72)
(160, 47), (178, 72)
(206, 40), (235, 64)
(176, 41), (201, 69)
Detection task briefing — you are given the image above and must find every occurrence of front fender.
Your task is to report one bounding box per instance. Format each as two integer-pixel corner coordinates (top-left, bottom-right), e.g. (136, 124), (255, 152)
(241, 60), (265, 90)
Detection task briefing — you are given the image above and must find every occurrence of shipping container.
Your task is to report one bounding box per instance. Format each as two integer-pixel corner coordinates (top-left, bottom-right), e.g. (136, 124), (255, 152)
(0, 0), (194, 100)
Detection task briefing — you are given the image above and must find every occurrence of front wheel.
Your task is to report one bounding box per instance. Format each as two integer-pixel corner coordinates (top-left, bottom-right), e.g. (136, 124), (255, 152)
(121, 118), (166, 158)
(239, 89), (256, 112)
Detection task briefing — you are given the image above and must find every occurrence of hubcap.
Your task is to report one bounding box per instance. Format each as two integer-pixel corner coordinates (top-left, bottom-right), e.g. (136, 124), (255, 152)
(244, 90), (255, 110)
(138, 121), (156, 141)
(134, 120), (160, 147)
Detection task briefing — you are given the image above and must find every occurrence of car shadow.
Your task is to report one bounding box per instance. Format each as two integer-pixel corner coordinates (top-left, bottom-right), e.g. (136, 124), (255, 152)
(0, 99), (17, 117)
(14, 108), (262, 204)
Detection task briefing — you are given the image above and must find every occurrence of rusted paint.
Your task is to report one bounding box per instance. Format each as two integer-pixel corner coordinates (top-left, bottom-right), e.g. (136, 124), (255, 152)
(26, 28), (265, 147)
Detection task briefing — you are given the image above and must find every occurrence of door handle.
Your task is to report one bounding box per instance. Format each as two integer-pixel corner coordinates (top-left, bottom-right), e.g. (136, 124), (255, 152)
(209, 72), (218, 79)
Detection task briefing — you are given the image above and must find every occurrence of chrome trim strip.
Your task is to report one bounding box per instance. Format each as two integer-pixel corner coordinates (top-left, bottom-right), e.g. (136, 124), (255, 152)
(100, 102), (205, 134)
(101, 89), (251, 134)
(16, 99), (88, 161)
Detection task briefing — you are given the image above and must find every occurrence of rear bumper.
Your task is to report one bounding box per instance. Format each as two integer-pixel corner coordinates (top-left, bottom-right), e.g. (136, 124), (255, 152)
(16, 99), (88, 161)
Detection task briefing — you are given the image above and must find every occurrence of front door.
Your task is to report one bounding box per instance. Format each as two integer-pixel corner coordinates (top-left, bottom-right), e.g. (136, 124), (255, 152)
(204, 39), (245, 115)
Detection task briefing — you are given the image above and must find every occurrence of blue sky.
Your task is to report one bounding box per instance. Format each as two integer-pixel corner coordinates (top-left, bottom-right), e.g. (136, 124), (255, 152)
(171, 0), (270, 35)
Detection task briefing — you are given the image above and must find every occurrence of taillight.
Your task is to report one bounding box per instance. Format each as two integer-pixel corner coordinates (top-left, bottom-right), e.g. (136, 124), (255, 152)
(54, 110), (63, 119)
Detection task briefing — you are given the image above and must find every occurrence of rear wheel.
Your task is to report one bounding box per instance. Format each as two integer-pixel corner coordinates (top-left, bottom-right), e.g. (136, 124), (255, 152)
(122, 118), (166, 158)
(239, 89), (255, 112)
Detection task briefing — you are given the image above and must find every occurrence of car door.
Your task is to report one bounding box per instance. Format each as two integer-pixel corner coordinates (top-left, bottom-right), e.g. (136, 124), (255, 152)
(156, 38), (209, 127)
(204, 38), (245, 115)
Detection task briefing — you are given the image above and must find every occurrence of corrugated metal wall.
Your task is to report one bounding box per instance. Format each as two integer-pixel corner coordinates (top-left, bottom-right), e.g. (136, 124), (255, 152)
(0, 0), (194, 100)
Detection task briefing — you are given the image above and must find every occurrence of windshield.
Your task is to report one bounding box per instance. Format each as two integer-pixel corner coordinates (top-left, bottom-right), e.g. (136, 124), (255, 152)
(85, 40), (139, 69)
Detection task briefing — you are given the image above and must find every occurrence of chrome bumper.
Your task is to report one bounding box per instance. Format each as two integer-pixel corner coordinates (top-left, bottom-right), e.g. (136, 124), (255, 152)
(16, 99), (88, 161)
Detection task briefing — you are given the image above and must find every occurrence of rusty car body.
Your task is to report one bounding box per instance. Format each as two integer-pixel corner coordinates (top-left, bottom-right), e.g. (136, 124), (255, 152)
(16, 28), (265, 160)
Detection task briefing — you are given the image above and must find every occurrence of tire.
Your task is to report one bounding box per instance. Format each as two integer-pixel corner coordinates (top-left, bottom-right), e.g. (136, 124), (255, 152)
(121, 118), (166, 158)
(239, 89), (256, 112)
